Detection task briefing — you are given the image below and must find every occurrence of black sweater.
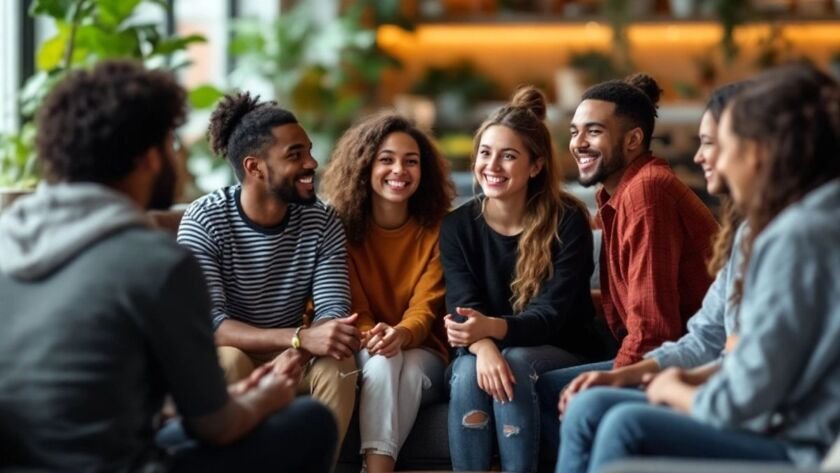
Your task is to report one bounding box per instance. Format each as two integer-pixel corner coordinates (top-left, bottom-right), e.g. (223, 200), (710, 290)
(439, 198), (603, 357)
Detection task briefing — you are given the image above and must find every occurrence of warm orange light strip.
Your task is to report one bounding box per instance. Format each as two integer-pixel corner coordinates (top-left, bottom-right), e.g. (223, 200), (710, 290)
(378, 22), (840, 53)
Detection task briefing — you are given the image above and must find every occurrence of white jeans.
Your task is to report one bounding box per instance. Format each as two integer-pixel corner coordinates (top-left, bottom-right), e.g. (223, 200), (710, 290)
(356, 347), (445, 459)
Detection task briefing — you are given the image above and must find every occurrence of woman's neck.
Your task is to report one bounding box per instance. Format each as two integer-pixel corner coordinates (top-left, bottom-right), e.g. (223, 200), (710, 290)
(483, 192), (526, 236)
(371, 195), (409, 230)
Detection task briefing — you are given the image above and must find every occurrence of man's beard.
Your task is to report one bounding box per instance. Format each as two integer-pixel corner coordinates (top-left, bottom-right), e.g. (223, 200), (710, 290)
(148, 150), (177, 210)
(577, 142), (625, 188)
(268, 170), (317, 205)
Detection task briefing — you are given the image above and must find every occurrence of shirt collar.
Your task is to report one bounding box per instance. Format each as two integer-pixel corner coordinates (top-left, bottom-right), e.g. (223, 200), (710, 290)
(596, 152), (655, 210)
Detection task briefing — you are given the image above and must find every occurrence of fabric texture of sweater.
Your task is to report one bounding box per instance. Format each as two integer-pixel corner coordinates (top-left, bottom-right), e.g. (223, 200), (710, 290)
(348, 218), (448, 360)
(692, 178), (840, 466)
(439, 197), (603, 358)
(596, 153), (718, 367)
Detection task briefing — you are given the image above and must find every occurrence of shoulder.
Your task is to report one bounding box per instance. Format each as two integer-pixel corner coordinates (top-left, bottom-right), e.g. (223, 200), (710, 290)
(293, 199), (341, 225)
(442, 198), (480, 234)
(99, 227), (198, 280)
(183, 186), (237, 226)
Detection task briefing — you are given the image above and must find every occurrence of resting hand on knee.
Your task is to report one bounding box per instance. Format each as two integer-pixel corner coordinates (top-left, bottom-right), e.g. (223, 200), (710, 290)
(472, 339), (516, 403)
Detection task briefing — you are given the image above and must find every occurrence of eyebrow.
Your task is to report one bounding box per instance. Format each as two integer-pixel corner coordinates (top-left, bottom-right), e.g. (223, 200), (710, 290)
(284, 143), (309, 154)
(479, 144), (520, 154)
(378, 149), (420, 156)
(571, 121), (607, 128)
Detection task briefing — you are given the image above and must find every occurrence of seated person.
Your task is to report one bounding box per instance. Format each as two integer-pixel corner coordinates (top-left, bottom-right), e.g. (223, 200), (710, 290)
(543, 81), (750, 470)
(440, 86), (607, 473)
(0, 60), (336, 473)
(566, 63), (840, 473)
(321, 113), (455, 473)
(177, 93), (360, 447)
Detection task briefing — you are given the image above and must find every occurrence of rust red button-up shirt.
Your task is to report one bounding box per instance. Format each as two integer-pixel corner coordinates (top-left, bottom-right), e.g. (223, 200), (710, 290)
(597, 153), (718, 367)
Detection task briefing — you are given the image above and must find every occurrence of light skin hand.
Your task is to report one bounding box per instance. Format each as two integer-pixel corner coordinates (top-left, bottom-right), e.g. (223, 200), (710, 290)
(645, 367), (697, 413)
(444, 307), (507, 347)
(558, 359), (662, 415)
(472, 339), (516, 403)
(300, 313), (361, 360)
(363, 323), (409, 358)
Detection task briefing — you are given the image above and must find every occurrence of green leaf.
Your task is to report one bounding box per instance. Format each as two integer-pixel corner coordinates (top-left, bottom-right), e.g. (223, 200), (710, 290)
(151, 34), (206, 55)
(29, 0), (76, 20)
(36, 32), (69, 71)
(188, 84), (225, 109)
(94, 0), (142, 28)
(75, 25), (139, 58)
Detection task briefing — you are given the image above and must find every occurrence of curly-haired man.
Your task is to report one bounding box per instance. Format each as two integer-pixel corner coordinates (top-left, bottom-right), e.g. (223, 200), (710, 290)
(0, 60), (336, 472)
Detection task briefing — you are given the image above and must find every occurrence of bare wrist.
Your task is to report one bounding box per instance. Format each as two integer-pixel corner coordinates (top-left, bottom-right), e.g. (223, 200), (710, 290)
(490, 318), (508, 340)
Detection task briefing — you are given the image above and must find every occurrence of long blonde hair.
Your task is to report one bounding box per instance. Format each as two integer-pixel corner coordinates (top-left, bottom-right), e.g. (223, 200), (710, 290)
(474, 86), (589, 312)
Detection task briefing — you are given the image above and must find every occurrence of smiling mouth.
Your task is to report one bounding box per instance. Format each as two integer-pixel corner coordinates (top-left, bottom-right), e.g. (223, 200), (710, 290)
(484, 174), (508, 185)
(576, 154), (599, 165)
(385, 179), (409, 189)
(297, 175), (314, 185)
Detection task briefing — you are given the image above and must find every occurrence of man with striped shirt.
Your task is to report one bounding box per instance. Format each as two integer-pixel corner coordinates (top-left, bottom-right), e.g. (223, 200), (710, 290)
(178, 92), (360, 448)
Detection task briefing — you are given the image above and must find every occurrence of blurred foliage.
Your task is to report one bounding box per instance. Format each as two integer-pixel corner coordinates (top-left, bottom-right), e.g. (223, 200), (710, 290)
(411, 60), (500, 105)
(568, 50), (623, 85)
(1, 0), (219, 190)
(227, 0), (404, 164)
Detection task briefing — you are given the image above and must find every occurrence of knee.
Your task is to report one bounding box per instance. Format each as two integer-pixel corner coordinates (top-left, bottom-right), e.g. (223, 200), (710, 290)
(501, 347), (537, 379)
(597, 403), (647, 439)
(460, 409), (491, 430)
(310, 356), (359, 394)
(280, 398), (338, 448)
(361, 352), (401, 379)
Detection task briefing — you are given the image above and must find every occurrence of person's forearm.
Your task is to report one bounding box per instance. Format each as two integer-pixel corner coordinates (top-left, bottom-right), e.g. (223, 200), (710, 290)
(613, 358), (661, 385)
(488, 317), (508, 340)
(215, 319), (294, 352)
(468, 338), (495, 355)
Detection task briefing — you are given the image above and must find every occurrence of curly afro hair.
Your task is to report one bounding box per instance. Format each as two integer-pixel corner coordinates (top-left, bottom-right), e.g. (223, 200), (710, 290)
(207, 92), (298, 181)
(36, 59), (186, 184)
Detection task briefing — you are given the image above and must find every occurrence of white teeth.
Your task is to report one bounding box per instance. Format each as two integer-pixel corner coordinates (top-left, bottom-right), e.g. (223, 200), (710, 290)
(579, 156), (596, 165)
(298, 176), (313, 184)
(386, 180), (407, 189)
(485, 175), (506, 184)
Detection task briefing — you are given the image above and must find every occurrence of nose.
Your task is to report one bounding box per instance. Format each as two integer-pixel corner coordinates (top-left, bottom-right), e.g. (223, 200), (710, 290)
(392, 160), (404, 174)
(305, 153), (318, 170)
(488, 153), (503, 170)
(570, 133), (586, 151)
(693, 147), (703, 165)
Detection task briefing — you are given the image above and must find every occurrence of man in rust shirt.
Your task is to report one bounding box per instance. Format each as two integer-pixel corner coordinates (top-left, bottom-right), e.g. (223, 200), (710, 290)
(537, 73), (717, 463)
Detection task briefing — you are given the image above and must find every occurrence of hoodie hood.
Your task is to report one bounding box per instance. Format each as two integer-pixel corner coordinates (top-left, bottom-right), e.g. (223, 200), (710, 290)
(0, 182), (149, 280)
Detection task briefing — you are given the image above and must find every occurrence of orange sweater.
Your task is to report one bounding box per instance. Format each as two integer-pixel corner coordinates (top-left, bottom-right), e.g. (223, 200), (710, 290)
(348, 218), (449, 361)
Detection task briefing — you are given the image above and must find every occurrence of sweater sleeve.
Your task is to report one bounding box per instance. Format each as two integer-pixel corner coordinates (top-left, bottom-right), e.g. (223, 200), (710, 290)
(501, 206), (594, 347)
(312, 208), (351, 321)
(613, 197), (688, 367)
(439, 210), (488, 317)
(692, 226), (825, 429)
(347, 252), (375, 333)
(176, 205), (228, 330)
(397, 239), (446, 349)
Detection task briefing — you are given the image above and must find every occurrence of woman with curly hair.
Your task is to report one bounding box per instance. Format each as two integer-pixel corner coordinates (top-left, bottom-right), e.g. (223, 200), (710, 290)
(578, 62), (840, 473)
(440, 86), (606, 473)
(321, 113), (455, 473)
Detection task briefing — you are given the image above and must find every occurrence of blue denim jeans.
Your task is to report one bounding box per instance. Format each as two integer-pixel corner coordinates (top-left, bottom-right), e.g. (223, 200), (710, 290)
(447, 345), (587, 473)
(556, 387), (647, 473)
(156, 397), (337, 473)
(536, 359), (614, 466)
(584, 400), (792, 473)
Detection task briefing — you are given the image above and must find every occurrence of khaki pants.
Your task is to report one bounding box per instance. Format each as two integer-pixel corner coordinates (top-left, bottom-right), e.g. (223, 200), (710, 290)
(217, 346), (358, 447)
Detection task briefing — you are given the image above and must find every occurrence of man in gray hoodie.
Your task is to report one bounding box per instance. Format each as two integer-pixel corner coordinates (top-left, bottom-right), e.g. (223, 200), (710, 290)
(0, 60), (336, 472)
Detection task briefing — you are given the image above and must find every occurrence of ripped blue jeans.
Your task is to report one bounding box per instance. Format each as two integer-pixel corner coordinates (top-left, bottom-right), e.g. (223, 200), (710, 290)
(447, 345), (587, 473)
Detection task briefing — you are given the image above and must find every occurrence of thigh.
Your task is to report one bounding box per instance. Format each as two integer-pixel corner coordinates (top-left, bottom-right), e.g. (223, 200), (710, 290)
(596, 404), (791, 462)
(538, 359), (615, 397)
(300, 355), (358, 394)
(403, 348), (446, 404)
(501, 345), (588, 375)
(216, 346), (257, 384)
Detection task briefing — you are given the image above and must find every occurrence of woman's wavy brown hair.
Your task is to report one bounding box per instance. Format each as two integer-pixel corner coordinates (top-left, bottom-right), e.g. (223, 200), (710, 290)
(474, 86), (589, 312)
(728, 63), (840, 308)
(321, 113), (455, 243)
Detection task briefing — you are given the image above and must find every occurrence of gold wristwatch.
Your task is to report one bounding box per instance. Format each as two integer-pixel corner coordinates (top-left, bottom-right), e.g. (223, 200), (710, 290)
(291, 326), (304, 349)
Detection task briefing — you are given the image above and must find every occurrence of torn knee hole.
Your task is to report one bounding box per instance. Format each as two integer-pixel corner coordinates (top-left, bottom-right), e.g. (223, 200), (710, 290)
(462, 410), (489, 428)
(502, 424), (521, 437)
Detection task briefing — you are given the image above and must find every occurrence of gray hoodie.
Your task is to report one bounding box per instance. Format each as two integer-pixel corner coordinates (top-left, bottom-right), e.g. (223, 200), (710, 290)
(0, 182), (148, 280)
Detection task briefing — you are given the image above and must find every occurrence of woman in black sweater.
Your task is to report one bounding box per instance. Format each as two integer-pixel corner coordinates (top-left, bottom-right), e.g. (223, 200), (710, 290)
(441, 86), (605, 473)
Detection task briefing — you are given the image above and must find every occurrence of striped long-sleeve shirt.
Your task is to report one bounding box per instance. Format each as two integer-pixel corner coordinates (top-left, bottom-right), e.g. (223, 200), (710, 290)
(177, 185), (350, 329)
